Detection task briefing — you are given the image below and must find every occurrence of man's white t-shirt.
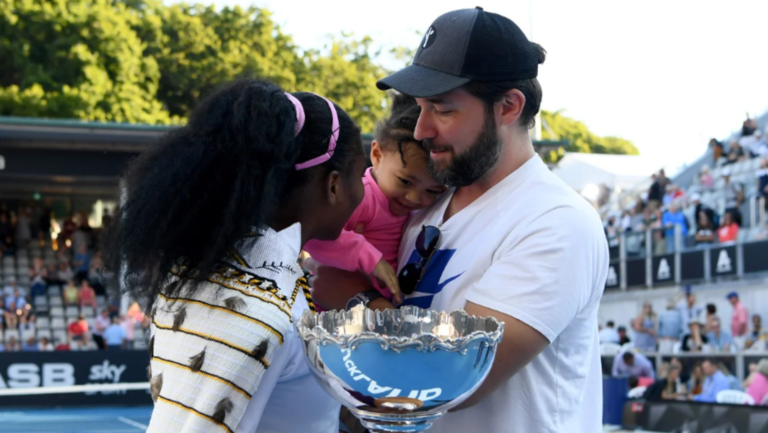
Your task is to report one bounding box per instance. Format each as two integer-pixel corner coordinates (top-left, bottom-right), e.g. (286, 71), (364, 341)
(397, 155), (608, 433)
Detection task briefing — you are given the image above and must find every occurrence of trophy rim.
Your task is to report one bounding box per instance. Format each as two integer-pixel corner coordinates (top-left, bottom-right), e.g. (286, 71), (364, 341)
(296, 305), (504, 353)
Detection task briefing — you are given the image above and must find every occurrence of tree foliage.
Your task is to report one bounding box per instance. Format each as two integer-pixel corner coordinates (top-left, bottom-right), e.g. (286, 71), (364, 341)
(540, 109), (639, 162)
(0, 0), (389, 129)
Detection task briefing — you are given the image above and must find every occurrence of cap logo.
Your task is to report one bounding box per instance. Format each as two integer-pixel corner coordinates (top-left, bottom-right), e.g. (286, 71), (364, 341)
(422, 26), (436, 49)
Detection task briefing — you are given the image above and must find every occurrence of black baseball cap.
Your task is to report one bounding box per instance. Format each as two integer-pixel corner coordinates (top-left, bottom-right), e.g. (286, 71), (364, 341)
(377, 7), (542, 98)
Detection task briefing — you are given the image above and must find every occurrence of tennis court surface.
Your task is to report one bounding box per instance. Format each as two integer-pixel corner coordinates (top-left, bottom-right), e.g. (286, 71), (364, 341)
(0, 406), (152, 433)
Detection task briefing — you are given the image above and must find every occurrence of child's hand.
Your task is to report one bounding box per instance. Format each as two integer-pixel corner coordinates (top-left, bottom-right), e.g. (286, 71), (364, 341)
(372, 259), (402, 304)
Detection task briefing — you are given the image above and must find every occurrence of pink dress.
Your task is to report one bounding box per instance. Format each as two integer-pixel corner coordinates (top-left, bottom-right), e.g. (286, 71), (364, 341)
(304, 167), (407, 300)
(747, 373), (768, 405)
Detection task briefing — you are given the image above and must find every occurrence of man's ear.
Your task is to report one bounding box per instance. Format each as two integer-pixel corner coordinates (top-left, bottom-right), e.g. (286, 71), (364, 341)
(370, 140), (383, 171)
(499, 89), (526, 127)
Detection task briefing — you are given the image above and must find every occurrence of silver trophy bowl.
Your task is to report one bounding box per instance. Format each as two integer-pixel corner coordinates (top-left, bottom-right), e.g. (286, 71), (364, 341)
(296, 305), (504, 432)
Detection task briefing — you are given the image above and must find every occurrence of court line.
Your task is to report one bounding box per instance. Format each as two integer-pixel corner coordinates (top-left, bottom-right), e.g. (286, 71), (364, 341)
(117, 417), (148, 430)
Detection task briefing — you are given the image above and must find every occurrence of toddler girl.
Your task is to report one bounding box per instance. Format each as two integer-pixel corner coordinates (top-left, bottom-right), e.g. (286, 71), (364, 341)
(304, 92), (446, 304)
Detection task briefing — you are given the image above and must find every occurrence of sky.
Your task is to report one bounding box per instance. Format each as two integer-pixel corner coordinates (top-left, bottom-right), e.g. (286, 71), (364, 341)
(199, 0), (768, 172)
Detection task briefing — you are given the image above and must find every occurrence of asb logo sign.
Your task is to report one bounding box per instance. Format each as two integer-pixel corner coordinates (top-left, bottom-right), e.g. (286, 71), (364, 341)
(0, 363), (75, 388)
(657, 258), (671, 280)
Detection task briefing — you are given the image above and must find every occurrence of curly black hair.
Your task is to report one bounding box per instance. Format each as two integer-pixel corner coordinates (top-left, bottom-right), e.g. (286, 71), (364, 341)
(103, 79), (362, 304)
(373, 91), (424, 166)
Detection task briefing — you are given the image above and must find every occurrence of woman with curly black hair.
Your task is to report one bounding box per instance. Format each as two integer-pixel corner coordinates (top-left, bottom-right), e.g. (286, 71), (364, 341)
(104, 79), (366, 433)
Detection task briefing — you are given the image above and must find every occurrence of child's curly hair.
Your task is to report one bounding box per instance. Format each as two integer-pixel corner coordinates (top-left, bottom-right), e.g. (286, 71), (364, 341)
(373, 91), (424, 166)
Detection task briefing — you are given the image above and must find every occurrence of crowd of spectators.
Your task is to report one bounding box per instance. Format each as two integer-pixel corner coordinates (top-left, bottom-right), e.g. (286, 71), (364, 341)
(0, 202), (148, 352)
(604, 117), (768, 254)
(600, 291), (766, 355)
(602, 290), (768, 405)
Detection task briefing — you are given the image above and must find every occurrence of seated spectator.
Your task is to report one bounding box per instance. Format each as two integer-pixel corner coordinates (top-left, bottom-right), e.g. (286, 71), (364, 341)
(717, 211), (739, 243)
(6, 288), (27, 311)
(79, 280), (97, 309)
(5, 336), (19, 352)
(63, 280), (79, 306)
(618, 331), (635, 350)
(72, 244), (91, 284)
(4, 300), (19, 329)
(746, 359), (768, 405)
(104, 316), (127, 351)
(127, 302), (144, 322)
(699, 165), (713, 189)
(648, 174), (663, 210)
(691, 359), (731, 402)
(709, 138), (724, 164)
(89, 252), (104, 282)
(741, 128), (764, 158)
(694, 211), (716, 245)
(38, 336), (54, 351)
(746, 314), (768, 350)
(758, 158), (768, 210)
(645, 363), (687, 401)
(717, 362), (742, 390)
(663, 184), (683, 207)
(120, 314), (136, 349)
(682, 317), (708, 352)
(44, 262), (61, 286)
(706, 318), (734, 353)
(599, 320), (621, 344)
(21, 337), (38, 352)
(724, 141), (745, 165)
(2, 276), (21, 298)
(93, 309), (111, 350)
(722, 169), (744, 226)
(704, 303), (718, 333)
(19, 314), (35, 336)
(67, 314), (89, 347)
(663, 203), (688, 252)
(57, 261), (74, 284)
(612, 351), (655, 379)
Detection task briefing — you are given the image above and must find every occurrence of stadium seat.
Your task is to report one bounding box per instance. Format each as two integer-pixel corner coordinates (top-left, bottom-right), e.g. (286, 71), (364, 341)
(49, 296), (63, 307)
(716, 390), (755, 405)
(48, 286), (62, 296)
(65, 306), (79, 316)
(34, 296), (48, 308)
(52, 330), (67, 345)
(37, 329), (51, 340)
(20, 328), (35, 341)
(133, 340), (148, 350)
(49, 306), (64, 317)
(95, 295), (106, 306)
(36, 317), (50, 329)
(4, 329), (19, 343)
(2, 256), (13, 266)
(50, 317), (66, 329)
(81, 306), (95, 317)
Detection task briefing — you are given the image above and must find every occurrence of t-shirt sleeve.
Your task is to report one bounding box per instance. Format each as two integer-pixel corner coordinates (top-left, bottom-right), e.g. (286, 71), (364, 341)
(464, 206), (606, 343)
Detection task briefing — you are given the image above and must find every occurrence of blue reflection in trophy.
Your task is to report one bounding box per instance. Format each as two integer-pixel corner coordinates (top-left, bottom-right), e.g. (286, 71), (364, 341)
(296, 305), (504, 432)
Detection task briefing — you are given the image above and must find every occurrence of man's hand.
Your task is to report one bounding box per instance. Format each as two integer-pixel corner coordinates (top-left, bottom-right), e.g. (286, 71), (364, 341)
(450, 301), (549, 411)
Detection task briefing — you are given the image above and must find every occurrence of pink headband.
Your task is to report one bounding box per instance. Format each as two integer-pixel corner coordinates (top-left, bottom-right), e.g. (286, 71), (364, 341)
(285, 92), (340, 171)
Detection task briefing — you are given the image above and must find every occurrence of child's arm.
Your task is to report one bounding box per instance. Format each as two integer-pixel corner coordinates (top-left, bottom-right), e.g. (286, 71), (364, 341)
(303, 191), (402, 303)
(304, 190), (381, 274)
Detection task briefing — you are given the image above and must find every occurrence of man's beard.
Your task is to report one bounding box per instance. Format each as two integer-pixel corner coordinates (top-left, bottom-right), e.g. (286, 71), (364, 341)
(424, 112), (502, 188)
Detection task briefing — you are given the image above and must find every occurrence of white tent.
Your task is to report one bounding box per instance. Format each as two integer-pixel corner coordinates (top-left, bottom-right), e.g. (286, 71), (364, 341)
(552, 153), (665, 195)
